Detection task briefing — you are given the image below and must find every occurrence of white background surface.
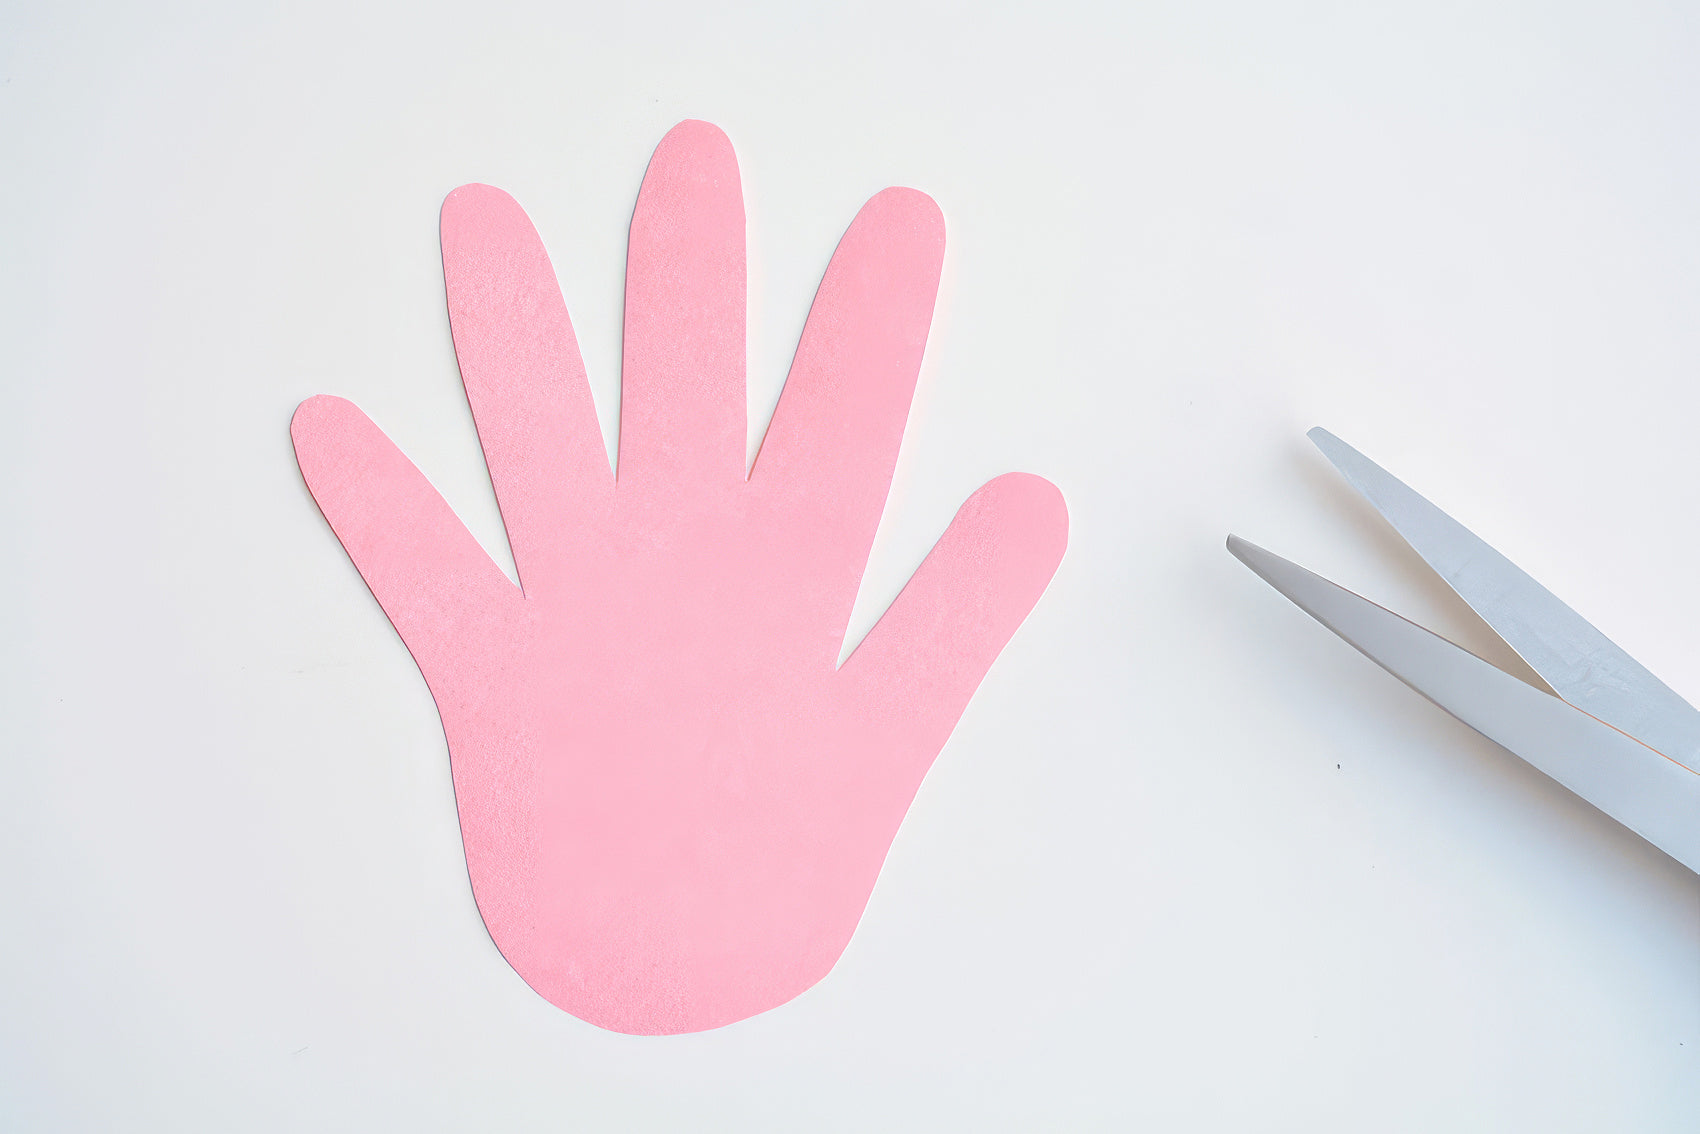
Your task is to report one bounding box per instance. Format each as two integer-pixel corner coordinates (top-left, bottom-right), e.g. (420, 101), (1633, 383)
(4, 1), (1699, 1128)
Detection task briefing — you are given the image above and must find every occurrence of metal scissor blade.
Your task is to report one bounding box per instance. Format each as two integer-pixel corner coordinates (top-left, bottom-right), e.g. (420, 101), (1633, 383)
(1228, 535), (1700, 874)
(1308, 427), (1700, 771)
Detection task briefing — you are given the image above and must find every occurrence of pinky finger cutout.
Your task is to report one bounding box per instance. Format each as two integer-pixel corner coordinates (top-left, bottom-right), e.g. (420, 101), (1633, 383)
(841, 471), (1069, 780)
(291, 395), (523, 684)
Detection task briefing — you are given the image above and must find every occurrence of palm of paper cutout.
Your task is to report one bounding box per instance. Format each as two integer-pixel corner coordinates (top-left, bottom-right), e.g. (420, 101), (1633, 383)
(292, 121), (1067, 1034)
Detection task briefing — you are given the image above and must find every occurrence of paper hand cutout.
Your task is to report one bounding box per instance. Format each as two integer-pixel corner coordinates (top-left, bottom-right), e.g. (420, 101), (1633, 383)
(291, 121), (1067, 1034)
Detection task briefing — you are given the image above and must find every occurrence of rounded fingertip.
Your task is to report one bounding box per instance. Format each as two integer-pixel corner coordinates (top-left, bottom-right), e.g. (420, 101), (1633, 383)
(441, 183), (533, 250)
(633, 120), (745, 248)
(657, 119), (736, 162)
(290, 394), (356, 444)
(290, 396), (385, 480)
(949, 472), (1069, 602)
(442, 182), (519, 214)
(984, 471), (1069, 559)
(641, 121), (743, 212)
(980, 470), (1067, 524)
(857, 186), (945, 252)
(871, 185), (944, 227)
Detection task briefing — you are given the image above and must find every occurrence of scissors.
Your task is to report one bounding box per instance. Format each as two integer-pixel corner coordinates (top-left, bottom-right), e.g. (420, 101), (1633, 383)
(1228, 428), (1700, 873)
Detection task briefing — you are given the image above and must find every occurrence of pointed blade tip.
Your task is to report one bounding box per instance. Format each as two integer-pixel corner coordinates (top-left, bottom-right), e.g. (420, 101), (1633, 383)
(1307, 425), (1354, 463)
(1225, 534), (1285, 586)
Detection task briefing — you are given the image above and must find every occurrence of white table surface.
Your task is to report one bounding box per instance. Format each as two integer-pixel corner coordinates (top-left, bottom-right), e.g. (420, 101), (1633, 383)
(4, 1), (1698, 1128)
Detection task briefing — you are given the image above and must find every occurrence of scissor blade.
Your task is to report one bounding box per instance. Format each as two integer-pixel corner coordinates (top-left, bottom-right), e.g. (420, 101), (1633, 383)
(1228, 534), (1700, 874)
(1308, 427), (1700, 771)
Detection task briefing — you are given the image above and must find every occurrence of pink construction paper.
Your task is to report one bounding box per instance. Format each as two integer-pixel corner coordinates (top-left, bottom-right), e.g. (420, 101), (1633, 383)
(291, 121), (1068, 1034)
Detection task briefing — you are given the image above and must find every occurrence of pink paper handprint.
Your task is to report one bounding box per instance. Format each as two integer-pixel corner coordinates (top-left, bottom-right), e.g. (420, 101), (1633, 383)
(291, 121), (1067, 1034)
